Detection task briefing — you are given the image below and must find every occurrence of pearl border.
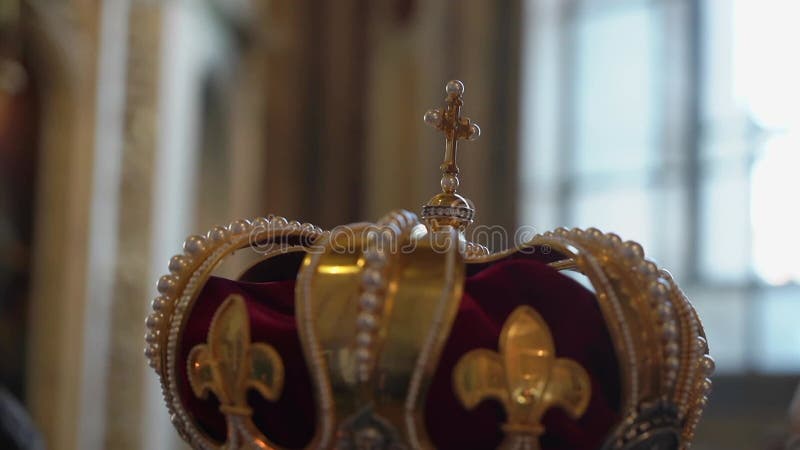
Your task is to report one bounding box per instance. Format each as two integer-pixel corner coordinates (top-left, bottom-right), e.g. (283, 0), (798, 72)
(145, 215), (324, 448)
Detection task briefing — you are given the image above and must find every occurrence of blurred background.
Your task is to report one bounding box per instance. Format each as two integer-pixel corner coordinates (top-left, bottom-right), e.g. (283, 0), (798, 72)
(0, 0), (798, 449)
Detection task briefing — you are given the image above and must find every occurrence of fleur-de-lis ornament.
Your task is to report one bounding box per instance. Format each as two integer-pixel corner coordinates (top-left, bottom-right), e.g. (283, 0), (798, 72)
(188, 294), (284, 446)
(454, 306), (591, 450)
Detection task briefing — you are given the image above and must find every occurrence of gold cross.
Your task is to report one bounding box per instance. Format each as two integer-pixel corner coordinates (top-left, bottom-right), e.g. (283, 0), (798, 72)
(424, 80), (481, 179)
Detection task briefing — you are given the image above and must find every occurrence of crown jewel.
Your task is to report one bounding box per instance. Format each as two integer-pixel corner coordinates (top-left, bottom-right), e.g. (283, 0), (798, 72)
(145, 80), (712, 450)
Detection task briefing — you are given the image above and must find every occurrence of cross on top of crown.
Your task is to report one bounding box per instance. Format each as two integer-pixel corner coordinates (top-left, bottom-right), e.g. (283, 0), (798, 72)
(424, 80), (480, 192)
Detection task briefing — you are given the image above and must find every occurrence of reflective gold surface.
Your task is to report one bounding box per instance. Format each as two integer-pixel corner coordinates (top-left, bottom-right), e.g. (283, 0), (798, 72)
(188, 294), (284, 408)
(187, 294), (284, 448)
(454, 306), (591, 449)
(296, 211), (465, 449)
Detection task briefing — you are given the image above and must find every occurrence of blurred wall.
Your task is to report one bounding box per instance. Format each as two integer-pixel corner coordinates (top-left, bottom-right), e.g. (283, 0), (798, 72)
(16, 1), (523, 449)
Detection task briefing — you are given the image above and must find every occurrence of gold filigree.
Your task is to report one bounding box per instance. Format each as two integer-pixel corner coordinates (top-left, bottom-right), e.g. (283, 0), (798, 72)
(454, 305), (591, 449)
(188, 294), (284, 444)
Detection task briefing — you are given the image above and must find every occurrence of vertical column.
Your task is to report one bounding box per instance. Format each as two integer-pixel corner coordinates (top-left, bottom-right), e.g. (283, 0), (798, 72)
(101, 3), (162, 450)
(77, 0), (130, 448)
(24, 2), (100, 450)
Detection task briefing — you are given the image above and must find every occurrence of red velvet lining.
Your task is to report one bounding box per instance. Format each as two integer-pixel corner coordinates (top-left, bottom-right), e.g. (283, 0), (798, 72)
(177, 258), (620, 449)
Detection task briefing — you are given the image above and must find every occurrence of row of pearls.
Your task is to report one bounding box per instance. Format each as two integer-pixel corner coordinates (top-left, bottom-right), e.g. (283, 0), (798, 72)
(542, 226), (713, 449)
(568, 228), (682, 390)
(355, 232), (389, 383)
(144, 214), (325, 447)
(660, 270), (706, 420)
(145, 216), (324, 371)
(615, 236), (682, 391)
(682, 332), (715, 445)
(168, 244), (227, 449)
(355, 210), (418, 383)
(464, 240), (490, 259)
(542, 227), (641, 410)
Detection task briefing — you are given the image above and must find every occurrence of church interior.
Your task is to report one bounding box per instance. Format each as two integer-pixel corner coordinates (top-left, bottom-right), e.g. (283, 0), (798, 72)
(0, 1), (799, 449)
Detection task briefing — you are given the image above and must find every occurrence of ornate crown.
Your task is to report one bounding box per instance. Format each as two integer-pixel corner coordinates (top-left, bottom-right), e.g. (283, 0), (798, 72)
(145, 80), (713, 450)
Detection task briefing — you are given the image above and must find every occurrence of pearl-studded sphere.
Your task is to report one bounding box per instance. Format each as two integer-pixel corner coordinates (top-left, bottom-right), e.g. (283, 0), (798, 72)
(445, 79), (464, 97)
(206, 226), (229, 243)
(357, 312), (378, 330)
(227, 219), (251, 235)
(168, 255), (190, 274)
(424, 108), (442, 127)
(157, 275), (178, 295)
(359, 292), (381, 311)
(183, 235), (207, 255)
(441, 174), (460, 193)
(152, 296), (168, 311)
(467, 123), (481, 141)
(145, 312), (161, 328)
(697, 336), (709, 353)
(362, 268), (384, 290)
(701, 355), (715, 375)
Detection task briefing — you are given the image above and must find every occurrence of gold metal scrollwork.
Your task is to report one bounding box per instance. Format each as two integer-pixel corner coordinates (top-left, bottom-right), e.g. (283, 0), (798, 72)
(454, 306), (591, 449)
(188, 294), (285, 446)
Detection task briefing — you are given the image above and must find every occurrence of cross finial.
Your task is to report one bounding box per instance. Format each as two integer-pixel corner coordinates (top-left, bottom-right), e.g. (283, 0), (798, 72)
(424, 80), (480, 194)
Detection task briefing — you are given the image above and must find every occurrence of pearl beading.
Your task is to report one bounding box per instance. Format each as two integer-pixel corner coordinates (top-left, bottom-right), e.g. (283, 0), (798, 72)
(541, 228), (640, 411)
(464, 241), (490, 258)
(420, 205), (475, 222)
(539, 227), (711, 449)
(144, 215), (324, 448)
(354, 210), (419, 384)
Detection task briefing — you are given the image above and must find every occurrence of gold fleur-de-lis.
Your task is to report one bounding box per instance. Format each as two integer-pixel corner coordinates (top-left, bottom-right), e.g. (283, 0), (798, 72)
(454, 306), (591, 449)
(188, 294), (284, 435)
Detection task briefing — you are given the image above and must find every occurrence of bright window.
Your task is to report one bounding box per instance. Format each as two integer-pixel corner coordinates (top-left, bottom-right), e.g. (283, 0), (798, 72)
(522, 0), (800, 373)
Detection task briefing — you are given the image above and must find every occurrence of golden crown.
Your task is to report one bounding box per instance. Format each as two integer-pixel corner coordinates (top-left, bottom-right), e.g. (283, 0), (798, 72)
(145, 80), (713, 450)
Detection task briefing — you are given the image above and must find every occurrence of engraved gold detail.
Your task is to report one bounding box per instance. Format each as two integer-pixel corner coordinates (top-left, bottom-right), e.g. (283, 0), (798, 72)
(454, 306), (591, 449)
